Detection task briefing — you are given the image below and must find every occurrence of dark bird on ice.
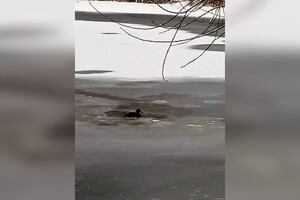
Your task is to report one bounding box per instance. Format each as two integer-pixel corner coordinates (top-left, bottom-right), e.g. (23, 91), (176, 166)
(123, 109), (143, 118)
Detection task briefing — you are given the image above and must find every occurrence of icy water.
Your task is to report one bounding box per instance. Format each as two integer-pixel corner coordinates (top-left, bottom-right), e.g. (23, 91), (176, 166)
(75, 79), (224, 200)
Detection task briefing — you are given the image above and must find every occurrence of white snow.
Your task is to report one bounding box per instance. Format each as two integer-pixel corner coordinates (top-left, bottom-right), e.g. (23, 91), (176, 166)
(75, 1), (225, 81)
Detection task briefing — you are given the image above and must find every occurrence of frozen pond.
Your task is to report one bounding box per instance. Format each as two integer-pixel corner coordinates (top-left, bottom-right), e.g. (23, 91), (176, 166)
(75, 4), (224, 199)
(75, 79), (224, 200)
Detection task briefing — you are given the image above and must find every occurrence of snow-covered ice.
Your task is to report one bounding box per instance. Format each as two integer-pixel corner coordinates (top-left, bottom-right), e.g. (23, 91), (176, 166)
(75, 1), (225, 80)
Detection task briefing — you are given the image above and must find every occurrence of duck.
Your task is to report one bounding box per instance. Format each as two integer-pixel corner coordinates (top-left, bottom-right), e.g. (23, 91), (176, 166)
(123, 109), (143, 118)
